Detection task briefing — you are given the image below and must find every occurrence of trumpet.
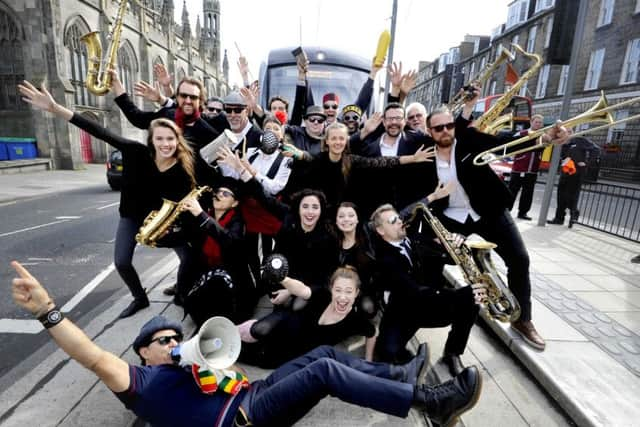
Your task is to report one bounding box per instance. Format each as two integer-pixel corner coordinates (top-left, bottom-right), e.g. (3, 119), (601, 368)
(448, 45), (515, 115)
(473, 91), (640, 166)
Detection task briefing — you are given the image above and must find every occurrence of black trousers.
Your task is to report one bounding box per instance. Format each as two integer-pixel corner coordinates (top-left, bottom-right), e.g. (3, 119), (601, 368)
(508, 172), (537, 216)
(553, 170), (584, 221)
(377, 286), (479, 363)
(439, 209), (532, 322)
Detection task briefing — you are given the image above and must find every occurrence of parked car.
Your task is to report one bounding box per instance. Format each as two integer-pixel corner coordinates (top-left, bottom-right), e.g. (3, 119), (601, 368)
(106, 150), (123, 190)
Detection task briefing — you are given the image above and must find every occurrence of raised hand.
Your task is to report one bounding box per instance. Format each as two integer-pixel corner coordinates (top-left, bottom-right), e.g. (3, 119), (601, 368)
(400, 69), (417, 95)
(361, 112), (383, 138)
(134, 80), (162, 103)
(17, 81), (57, 113)
(412, 145), (436, 163)
(180, 195), (203, 216)
(388, 61), (403, 89)
(429, 180), (456, 203)
(11, 261), (54, 317)
(153, 63), (172, 87)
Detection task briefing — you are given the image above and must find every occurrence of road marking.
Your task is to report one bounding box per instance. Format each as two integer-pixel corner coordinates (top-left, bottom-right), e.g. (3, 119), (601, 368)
(0, 263), (116, 334)
(60, 263), (116, 312)
(28, 257), (53, 261)
(96, 202), (119, 210)
(0, 219), (71, 238)
(55, 216), (82, 219)
(0, 201), (17, 207)
(0, 319), (43, 334)
(19, 262), (40, 266)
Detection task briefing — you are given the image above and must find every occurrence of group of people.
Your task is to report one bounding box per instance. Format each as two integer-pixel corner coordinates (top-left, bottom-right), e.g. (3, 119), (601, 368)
(13, 53), (570, 426)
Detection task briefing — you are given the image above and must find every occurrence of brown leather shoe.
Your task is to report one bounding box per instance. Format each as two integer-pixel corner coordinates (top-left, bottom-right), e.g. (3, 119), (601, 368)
(511, 320), (546, 350)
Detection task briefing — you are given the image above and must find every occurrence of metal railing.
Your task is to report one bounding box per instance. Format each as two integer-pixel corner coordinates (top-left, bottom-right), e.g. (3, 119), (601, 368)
(575, 181), (640, 241)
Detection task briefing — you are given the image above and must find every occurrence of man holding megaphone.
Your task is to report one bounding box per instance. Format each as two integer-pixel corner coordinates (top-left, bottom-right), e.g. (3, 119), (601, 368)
(10, 260), (482, 427)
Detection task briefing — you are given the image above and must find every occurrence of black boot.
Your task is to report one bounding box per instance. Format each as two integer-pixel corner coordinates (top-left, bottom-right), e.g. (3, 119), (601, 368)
(390, 343), (429, 386)
(414, 366), (482, 427)
(547, 218), (564, 225)
(441, 353), (465, 376)
(118, 296), (150, 319)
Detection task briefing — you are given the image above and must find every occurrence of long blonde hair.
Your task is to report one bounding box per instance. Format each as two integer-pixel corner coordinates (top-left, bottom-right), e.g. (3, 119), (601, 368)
(147, 118), (196, 187)
(322, 122), (352, 182)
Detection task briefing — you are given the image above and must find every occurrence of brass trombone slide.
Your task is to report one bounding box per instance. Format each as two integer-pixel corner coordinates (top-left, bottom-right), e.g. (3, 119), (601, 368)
(473, 91), (640, 166)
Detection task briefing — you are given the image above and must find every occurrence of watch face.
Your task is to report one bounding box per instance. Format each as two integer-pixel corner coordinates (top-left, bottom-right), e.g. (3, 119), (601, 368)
(47, 310), (62, 323)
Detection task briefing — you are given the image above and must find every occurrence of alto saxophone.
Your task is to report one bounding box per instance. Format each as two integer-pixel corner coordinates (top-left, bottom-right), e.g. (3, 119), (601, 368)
(405, 203), (521, 322)
(136, 186), (211, 247)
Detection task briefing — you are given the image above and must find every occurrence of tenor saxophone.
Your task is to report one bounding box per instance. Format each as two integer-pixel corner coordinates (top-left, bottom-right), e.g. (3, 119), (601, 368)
(405, 203), (521, 322)
(136, 186), (211, 247)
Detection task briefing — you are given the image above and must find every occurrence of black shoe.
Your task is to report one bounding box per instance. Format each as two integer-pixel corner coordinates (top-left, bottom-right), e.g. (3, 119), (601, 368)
(547, 218), (564, 225)
(118, 297), (150, 319)
(631, 255), (640, 264)
(441, 353), (465, 376)
(416, 366), (482, 427)
(163, 284), (177, 296)
(172, 294), (184, 307)
(517, 214), (532, 220)
(393, 343), (429, 386)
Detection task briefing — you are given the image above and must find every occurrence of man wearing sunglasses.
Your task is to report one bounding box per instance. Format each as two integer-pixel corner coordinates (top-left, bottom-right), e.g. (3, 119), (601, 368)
(203, 97), (224, 120)
(340, 104), (363, 135)
(422, 86), (568, 351)
(11, 261), (482, 427)
(371, 201), (482, 376)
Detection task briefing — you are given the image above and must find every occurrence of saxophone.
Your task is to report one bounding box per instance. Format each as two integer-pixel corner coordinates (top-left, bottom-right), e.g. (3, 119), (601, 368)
(80, 0), (129, 95)
(136, 186), (211, 247)
(473, 44), (542, 132)
(405, 203), (521, 322)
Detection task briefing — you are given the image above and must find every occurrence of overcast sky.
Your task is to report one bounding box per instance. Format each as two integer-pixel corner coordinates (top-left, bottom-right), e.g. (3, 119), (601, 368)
(177, 0), (513, 86)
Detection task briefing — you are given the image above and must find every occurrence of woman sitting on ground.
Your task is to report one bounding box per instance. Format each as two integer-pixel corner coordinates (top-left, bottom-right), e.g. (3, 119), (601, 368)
(238, 266), (377, 368)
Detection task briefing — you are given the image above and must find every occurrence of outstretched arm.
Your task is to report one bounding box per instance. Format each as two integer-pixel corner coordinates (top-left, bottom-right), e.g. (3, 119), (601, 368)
(10, 261), (130, 392)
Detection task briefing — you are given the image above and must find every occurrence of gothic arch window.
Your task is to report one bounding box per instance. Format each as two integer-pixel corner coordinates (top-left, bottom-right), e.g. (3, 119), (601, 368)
(117, 42), (138, 95)
(0, 7), (25, 110)
(176, 67), (186, 87)
(63, 19), (96, 107)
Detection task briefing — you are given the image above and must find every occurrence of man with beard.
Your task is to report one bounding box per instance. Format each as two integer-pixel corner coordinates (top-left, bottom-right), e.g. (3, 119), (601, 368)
(341, 104), (363, 135)
(221, 91), (262, 154)
(423, 88), (568, 351)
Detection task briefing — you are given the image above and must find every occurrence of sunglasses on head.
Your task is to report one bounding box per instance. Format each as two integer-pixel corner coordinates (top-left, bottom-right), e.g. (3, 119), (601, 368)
(178, 93), (199, 101)
(343, 114), (360, 122)
(150, 334), (183, 345)
(307, 116), (325, 124)
(207, 107), (222, 112)
(224, 107), (245, 114)
(216, 189), (235, 198)
(323, 104), (339, 110)
(430, 122), (455, 133)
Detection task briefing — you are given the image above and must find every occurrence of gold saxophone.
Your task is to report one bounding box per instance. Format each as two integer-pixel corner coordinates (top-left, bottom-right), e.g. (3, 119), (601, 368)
(448, 46), (515, 116)
(80, 0), (129, 95)
(136, 186), (212, 247)
(473, 44), (542, 132)
(405, 203), (521, 322)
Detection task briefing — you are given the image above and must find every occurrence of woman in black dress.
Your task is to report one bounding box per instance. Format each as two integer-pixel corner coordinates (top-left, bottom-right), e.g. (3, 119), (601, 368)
(238, 266), (377, 368)
(19, 81), (197, 318)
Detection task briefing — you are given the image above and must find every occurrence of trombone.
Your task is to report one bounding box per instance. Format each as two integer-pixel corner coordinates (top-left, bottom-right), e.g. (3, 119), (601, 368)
(473, 91), (640, 166)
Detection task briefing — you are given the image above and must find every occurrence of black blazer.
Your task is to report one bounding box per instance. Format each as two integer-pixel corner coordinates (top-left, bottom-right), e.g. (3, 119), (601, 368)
(427, 117), (515, 218)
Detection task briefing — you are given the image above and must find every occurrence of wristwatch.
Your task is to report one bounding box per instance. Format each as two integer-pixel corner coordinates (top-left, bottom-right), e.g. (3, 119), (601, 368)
(38, 307), (64, 329)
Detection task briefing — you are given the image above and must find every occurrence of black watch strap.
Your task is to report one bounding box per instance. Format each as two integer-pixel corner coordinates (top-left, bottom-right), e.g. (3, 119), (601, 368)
(38, 307), (64, 329)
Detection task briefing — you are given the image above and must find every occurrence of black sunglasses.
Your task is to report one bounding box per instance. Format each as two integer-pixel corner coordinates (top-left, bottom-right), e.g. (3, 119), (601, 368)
(216, 189), (235, 198)
(307, 117), (325, 124)
(387, 214), (401, 225)
(225, 107), (245, 114)
(343, 114), (360, 122)
(178, 93), (199, 101)
(207, 107), (222, 112)
(150, 334), (183, 345)
(323, 104), (339, 110)
(430, 122), (455, 133)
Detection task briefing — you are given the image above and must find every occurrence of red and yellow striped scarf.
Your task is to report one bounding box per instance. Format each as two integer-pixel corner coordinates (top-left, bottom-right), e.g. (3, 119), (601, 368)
(192, 364), (249, 395)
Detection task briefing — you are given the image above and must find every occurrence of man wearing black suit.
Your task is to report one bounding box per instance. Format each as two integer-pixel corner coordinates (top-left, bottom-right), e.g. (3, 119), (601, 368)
(423, 90), (566, 351)
(371, 202), (481, 376)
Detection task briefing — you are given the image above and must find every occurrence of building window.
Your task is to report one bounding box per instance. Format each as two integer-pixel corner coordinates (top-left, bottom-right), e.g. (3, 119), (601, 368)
(526, 26), (537, 52)
(519, 81), (528, 97)
(584, 48), (605, 90)
(480, 56), (487, 71)
(117, 45), (137, 96)
(545, 16), (554, 48)
(620, 38), (640, 84)
(535, 64), (550, 98)
(535, 0), (555, 13)
(597, 0), (615, 27)
(557, 65), (570, 95)
(64, 22), (96, 107)
(636, 0), (640, 13)
(469, 61), (476, 79)
(490, 80), (497, 95)
(507, 0), (530, 29)
(0, 9), (25, 110)
(607, 110), (628, 144)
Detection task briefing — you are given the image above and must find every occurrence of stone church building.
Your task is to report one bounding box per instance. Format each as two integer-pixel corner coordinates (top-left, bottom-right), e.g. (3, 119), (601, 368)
(0, 0), (229, 169)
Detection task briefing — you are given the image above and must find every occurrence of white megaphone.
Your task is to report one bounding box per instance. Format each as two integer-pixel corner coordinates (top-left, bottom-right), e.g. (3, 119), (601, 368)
(199, 129), (238, 165)
(171, 316), (241, 370)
